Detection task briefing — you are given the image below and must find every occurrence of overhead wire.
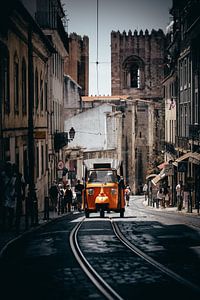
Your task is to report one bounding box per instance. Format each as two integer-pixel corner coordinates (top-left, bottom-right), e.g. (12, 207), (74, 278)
(96, 0), (99, 96)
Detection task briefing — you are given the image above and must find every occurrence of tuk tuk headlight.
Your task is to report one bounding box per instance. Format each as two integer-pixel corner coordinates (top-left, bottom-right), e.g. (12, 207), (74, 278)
(111, 188), (117, 195)
(88, 188), (94, 195)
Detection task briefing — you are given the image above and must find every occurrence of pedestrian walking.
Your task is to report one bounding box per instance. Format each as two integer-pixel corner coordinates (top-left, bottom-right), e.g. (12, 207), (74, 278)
(163, 186), (169, 208)
(57, 183), (63, 214)
(143, 183), (148, 201)
(49, 181), (59, 211)
(64, 185), (73, 212)
(156, 188), (164, 208)
(13, 164), (26, 232)
(176, 181), (183, 211)
(75, 179), (84, 211)
(1, 162), (17, 229)
(125, 185), (131, 206)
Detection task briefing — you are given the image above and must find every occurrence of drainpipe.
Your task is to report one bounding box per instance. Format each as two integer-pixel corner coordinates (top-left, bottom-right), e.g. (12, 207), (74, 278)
(28, 24), (38, 225)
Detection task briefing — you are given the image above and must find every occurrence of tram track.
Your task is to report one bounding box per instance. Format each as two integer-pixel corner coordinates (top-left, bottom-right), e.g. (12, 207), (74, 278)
(110, 217), (200, 294)
(69, 217), (124, 300)
(69, 216), (200, 300)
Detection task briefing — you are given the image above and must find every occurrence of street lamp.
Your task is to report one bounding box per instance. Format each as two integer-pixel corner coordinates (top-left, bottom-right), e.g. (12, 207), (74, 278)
(69, 127), (75, 141)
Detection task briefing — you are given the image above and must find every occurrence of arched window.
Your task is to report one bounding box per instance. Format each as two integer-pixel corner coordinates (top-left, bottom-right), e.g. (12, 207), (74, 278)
(0, 42), (10, 113)
(123, 56), (144, 89)
(14, 53), (19, 113)
(130, 65), (140, 88)
(40, 72), (43, 112)
(22, 58), (27, 114)
(35, 68), (39, 110)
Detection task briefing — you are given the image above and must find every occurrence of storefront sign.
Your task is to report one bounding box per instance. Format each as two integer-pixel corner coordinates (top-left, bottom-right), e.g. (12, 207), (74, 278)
(34, 131), (46, 139)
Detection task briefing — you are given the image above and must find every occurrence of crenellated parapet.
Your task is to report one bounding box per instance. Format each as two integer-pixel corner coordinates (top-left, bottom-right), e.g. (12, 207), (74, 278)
(111, 27), (166, 98)
(111, 28), (164, 39)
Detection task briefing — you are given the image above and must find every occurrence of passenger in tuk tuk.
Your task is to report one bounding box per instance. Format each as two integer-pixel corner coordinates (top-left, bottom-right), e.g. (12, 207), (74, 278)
(88, 171), (97, 182)
(105, 171), (117, 183)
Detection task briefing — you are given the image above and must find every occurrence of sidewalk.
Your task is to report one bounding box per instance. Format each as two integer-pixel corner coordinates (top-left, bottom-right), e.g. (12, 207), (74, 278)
(1, 200), (199, 257)
(143, 198), (200, 217)
(0, 210), (69, 257)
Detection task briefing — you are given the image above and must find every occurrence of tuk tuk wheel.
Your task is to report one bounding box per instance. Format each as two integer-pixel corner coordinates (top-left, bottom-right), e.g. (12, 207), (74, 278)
(120, 210), (124, 218)
(100, 210), (105, 218)
(85, 211), (90, 218)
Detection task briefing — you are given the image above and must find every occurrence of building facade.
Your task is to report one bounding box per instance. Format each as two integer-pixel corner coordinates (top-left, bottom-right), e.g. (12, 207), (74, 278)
(65, 33), (89, 96)
(0, 0), (55, 213)
(166, 0), (200, 209)
(111, 29), (166, 193)
(22, 0), (72, 190)
(153, 0), (200, 210)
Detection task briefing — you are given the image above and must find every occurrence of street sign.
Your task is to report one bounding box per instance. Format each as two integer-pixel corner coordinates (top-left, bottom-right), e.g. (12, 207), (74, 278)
(57, 160), (64, 170)
(57, 170), (63, 179)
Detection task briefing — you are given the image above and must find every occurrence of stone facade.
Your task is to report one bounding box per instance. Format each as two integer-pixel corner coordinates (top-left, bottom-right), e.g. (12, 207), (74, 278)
(111, 29), (165, 98)
(65, 33), (89, 96)
(111, 29), (166, 193)
(0, 0), (55, 212)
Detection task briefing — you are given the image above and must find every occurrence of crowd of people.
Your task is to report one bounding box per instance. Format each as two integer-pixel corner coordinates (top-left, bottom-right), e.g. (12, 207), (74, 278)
(1, 158), (190, 234)
(144, 180), (190, 210)
(49, 179), (84, 214)
(0, 161), (26, 232)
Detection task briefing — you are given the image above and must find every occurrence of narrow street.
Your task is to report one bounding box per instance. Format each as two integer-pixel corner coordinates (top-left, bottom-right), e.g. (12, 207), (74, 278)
(0, 196), (199, 300)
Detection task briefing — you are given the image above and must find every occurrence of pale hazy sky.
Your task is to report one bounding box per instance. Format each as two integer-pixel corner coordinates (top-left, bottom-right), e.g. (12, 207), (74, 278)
(63, 0), (172, 96)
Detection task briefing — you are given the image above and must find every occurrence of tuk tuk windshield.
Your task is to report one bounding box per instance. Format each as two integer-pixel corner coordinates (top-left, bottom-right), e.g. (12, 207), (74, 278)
(88, 170), (118, 183)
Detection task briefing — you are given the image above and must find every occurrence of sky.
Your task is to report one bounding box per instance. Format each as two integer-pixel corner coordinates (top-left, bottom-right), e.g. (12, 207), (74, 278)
(63, 0), (172, 96)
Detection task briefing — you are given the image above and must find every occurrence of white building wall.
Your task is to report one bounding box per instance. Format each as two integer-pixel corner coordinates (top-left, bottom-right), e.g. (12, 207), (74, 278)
(63, 75), (82, 118)
(64, 104), (115, 151)
(165, 98), (176, 144)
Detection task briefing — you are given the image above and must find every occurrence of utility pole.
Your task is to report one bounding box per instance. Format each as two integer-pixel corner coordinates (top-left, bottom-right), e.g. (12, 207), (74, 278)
(28, 24), (38, 225)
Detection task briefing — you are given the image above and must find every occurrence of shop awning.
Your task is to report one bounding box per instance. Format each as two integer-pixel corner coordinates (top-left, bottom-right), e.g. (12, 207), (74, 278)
(151, 164), (174, 185)
(175, 152), (200, 165)
(175, 152), (192, 162)
(146, 173), (157, 180)
(157, 162), (169, 170)
(151, 171), (166, 185)
(188, 152), (200, 165)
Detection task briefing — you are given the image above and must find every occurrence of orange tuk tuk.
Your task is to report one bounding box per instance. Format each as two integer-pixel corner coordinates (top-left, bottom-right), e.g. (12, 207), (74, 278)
(82, 159), (125, 218)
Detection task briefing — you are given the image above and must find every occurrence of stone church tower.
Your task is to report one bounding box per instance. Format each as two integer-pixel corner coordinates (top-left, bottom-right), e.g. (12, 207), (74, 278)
(111, 29), (166, 193)
(111, 29), (165, 98)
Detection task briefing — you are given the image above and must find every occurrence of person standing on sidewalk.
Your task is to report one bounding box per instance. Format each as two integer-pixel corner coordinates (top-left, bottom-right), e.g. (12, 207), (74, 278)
(49, 181), (59, 212)
(64, 185), (73, 213)
(75, 180), (84, 211)
(156, 188), (164, 208)
(13, 164), (26, 233)
(125, 185), (131, 206)
(176, 181), (183, 211)
(1, 162), (17, 230)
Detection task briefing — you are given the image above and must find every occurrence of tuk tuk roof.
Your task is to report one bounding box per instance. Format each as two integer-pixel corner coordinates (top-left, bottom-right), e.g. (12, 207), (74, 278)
(84, 158), (121, 170)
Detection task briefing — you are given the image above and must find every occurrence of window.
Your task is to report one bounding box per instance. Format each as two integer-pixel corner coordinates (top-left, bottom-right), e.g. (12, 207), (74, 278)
(36, 145), (39, 178)
(35, 68), (39, 110)
(130, 65), (140, 88)
(40, 72), (43, 112)
(0, 42), (10, 113)
(41, 144), (44, 175)
(123, 56), (144, 89)
(14, 53), (19, 113)
(23, 148), (28, 183)
(45, 81), (48, 111)
(46, 144), (48, 171)
(22, 58), (27, 114)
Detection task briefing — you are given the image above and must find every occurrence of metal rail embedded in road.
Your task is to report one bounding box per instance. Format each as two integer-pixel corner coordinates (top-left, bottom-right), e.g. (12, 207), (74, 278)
(110, 217), (200, 294)
(69, 217), (124, 300)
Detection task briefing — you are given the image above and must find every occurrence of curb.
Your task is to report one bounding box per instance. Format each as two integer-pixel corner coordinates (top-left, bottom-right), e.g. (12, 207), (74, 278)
(0, 212), (69, 258)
